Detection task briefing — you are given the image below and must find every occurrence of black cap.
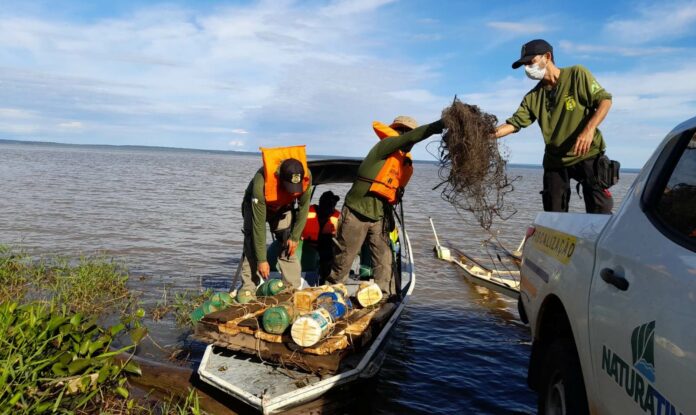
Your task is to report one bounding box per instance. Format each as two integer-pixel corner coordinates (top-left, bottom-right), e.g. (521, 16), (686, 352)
(279, 158), (305, 193)
(512, 39), (553, 69)
(319, 190), (340, 207)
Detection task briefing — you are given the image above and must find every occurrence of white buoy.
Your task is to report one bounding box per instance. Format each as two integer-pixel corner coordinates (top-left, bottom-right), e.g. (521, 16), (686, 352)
(356, 281), (383, 307)
(291, 308), (333, 347)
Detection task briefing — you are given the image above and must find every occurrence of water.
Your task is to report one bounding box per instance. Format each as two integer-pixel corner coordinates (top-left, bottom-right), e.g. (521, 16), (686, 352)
(0, 142), (638, 414)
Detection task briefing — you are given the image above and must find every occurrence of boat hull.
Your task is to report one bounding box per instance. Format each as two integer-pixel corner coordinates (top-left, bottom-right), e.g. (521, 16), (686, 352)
(197, 229), (416, 414)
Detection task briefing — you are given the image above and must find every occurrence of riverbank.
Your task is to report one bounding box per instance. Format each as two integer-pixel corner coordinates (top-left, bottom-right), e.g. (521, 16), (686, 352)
(0, 245), (216, 414)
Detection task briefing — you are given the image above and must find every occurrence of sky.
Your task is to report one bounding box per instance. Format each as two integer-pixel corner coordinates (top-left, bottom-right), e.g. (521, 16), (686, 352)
(1, 0), (696, 168)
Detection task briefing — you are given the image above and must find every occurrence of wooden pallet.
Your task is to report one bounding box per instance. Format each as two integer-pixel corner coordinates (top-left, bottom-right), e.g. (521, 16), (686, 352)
(194, 297), (396, 374)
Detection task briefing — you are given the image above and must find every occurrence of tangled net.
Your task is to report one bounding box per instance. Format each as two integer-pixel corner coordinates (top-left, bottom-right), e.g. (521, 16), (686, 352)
(434, 98), (517, 230)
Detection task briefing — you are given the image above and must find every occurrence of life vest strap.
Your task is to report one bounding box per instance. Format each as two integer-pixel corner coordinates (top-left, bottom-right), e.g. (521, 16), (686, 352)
(357, 175), (389, 187)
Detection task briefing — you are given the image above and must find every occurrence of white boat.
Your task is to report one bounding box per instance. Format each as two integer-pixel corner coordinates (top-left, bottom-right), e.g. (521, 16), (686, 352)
(430, 218), (521, 299)
(196, 160), (416, 414)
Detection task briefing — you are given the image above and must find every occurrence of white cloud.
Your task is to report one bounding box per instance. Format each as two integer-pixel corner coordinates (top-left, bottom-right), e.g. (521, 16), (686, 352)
(559, 40), (681, 57)
(228, 140), (245, 147)
(321, 0), (397, 17)
(0, 1), (447, 155)
(388, 89), (441, 103)
(605, 2), (696, 44)
(0, 123), (40, 134)
(486, 21), (550, 35)
(58, 121), (83, 129)
(0, 108), (35, 119)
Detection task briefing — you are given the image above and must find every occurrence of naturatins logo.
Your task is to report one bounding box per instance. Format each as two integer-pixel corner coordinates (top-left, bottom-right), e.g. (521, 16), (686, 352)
(632, 321), (656, 383)
(602, 321), (683, 415)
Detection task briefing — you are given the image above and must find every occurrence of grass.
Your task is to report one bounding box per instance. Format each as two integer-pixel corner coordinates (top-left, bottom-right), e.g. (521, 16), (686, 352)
(150, 287), (214, 328)
(0, 245), (134, 316)
(0, 245), (210, 414)
(88, 388), (205, 415)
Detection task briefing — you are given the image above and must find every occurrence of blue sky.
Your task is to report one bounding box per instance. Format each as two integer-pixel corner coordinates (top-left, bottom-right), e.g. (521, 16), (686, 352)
(1, 0), (696, 167)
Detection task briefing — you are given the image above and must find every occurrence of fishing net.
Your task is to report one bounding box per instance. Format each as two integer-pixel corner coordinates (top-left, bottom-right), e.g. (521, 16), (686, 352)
(434, 98), (517, 230)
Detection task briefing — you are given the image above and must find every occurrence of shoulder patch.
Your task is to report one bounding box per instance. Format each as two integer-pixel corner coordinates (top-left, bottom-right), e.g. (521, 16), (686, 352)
(590, 80), (603, 95)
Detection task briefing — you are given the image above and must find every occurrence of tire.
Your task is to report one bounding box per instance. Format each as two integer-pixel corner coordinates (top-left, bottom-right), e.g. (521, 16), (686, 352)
(537, 339), (589, 415)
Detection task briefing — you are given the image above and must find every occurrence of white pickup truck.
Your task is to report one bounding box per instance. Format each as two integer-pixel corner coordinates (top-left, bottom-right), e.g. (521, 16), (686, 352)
(519, 117), (696, 415)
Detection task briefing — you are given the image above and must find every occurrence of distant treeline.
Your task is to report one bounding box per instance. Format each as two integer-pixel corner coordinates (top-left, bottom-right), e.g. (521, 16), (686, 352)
(0, 139), (642, 172)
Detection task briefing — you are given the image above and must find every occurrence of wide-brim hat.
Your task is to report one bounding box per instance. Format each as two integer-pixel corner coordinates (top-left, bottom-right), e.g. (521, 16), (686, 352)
(512, 39), (553, 69)
(389, 115), (418, 131)
(279, 158), (304, 193)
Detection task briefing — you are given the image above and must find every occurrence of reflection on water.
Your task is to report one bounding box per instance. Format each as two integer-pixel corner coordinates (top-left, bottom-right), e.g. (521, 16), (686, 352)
(0, 142), (638, 414)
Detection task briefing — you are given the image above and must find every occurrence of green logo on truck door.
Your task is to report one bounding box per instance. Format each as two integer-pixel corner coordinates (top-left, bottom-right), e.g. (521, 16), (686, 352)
(601, 321), (683, 414)
(632, 321), (656, 383)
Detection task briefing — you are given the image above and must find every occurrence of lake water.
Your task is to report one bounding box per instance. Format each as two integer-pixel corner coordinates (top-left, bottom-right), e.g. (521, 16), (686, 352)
(0, 142), (638, 414)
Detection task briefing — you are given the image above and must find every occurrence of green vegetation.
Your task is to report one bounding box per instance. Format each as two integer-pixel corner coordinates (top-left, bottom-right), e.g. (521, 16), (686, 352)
(151, 288), (213, 328)
(0, 301), (144, 412)
(0, 245), (133, 316)
(0, 245), (209, 414)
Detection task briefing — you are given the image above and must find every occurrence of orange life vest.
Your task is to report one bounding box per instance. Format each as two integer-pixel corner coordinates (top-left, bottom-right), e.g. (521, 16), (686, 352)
(260, 145), (310, 210)
(301, 205), (340, 242)
(367, 121), (414, 204)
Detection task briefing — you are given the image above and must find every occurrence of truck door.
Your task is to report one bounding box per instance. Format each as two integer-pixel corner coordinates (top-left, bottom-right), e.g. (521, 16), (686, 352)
(588, 130), (696, 415)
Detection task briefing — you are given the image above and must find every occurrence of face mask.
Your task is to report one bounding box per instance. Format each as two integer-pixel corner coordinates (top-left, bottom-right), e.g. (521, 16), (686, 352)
(525, 61), (546, 80)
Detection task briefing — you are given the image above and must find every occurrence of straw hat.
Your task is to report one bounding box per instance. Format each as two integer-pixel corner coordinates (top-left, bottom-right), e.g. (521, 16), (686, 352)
(390, 115), (418, 131)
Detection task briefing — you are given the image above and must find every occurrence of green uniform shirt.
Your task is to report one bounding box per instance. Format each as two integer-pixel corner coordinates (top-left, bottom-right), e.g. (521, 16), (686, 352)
(345, 120), (443, 221)
(243, 168), (312, 262)
(506, 65), (612, 168)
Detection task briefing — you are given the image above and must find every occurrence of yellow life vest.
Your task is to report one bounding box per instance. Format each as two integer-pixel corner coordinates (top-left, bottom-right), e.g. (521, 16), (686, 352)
(260, 145), (310, 209)
(368, 121), (414, 204)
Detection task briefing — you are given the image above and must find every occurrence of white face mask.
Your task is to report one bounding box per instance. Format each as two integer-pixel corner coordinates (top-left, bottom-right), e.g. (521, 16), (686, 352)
(525, 62), (546, 80)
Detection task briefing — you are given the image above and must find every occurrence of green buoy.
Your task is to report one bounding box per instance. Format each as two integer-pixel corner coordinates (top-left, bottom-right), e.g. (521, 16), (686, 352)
(236, 289), (256, 304)
(262, 304), (295, 334)
(210, 292), (234, 305)
(256, 279), (285, 297)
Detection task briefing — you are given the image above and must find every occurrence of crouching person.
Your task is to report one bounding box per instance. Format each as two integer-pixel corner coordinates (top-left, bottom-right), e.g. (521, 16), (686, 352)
(301, 190), (341, 280)
(239, 146), (312, 291)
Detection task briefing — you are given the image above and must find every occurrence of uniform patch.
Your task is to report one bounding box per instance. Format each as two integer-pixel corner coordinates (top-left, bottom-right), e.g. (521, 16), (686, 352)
(564, 95), (577, 111)
(531, 226), (577, 264)
(590, 80), (603, 94)
(252, 197), (259, 204)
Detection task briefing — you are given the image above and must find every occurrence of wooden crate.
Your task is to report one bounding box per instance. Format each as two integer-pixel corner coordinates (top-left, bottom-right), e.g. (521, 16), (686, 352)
(194, 298), (396, 374)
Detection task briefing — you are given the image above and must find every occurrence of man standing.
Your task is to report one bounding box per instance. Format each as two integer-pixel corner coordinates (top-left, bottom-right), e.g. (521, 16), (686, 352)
(240, 151), (312, 291)
(495, 39), (614, 213)
(326, 116), (443, 294)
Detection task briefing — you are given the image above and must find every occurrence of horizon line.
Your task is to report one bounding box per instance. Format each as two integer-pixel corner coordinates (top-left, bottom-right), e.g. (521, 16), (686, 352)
(0, 138), (644, 171)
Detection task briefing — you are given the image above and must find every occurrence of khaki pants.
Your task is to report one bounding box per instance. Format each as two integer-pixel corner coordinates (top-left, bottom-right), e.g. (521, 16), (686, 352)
(327, 206), (394, 294)
(238, 205), (302, 291)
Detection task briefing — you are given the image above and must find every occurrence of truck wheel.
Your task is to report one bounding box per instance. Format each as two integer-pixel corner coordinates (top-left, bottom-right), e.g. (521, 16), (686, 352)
(538, 339), (589, 415)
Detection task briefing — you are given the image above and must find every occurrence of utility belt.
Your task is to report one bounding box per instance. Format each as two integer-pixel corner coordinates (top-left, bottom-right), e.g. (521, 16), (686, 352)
(572, 153), (620, 198)
(594, 153), (620, 189)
